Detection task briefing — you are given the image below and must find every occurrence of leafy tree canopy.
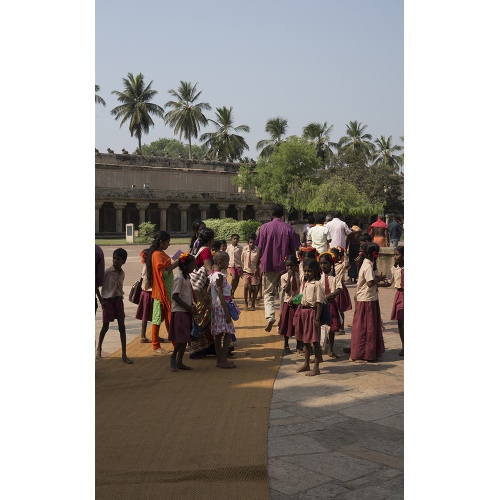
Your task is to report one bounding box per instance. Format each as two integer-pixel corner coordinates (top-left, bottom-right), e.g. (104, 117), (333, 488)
(141, 137), (207, 158)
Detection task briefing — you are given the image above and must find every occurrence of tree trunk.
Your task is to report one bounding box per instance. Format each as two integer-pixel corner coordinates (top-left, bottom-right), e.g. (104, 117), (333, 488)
(188, 136), (192, 160)
(138, 135), (142, 154)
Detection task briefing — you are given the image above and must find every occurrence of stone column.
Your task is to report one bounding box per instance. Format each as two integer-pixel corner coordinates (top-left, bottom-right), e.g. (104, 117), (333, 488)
(217, 203), (229, 219)
(136, 203), (149, 225)
(113, 202), (127, 233)
(199, 204), (210, 221)
(236, 204), (246, 221)
(95, 201), (103, 234)
(178, 203), (191, 233)
(158, 203), (170, 231)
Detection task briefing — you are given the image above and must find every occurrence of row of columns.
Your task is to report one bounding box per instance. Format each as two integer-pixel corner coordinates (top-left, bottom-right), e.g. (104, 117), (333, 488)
(95, 201), (250, 233)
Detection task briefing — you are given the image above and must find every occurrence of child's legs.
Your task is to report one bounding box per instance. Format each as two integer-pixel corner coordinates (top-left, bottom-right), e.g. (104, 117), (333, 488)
(243, 281), (250, 305)
(117, 318), (127, 353)
(339, 311), (345, 330)
(398, 320), (404, 346)
(151, 300), (163, 349)
(250, 285), (257, 307)
(213, 333), (223, 364)
(96, 323), (109, 352)
(141, 319), (148, 338)
(231, 271), (240, 294)
(297, 342), (311, 372)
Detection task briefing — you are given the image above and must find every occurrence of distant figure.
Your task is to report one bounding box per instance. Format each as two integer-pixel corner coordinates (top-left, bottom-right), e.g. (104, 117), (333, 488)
(369, 215), (390, 248)
(95, 148), (100, 154)
(308, 213), (331, 254)
(388, 217), (403, 248)
(255, 204), (300, 332)
(107, 148), (114, 154)
(301, 215), (316, 246)
(122, 148), (129, 155)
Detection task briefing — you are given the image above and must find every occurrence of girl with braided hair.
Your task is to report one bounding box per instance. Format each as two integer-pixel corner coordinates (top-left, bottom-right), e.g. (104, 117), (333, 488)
(349, 242), (386, 363)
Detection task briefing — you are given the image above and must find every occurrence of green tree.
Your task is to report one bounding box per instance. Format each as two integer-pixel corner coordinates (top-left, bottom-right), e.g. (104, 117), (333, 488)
(302, 121), (335, 165)
(141, 137), (207, 158)
(256, 117), (288, 158)
(200, 106), (250, 161)
(110, 73), (164, 153)
(335, 120), (374, 159)
(372, 135), (403, 172)
(164, 81), (212, 160)
(236, 137), (321, 212)
(95, 84), (106, 106)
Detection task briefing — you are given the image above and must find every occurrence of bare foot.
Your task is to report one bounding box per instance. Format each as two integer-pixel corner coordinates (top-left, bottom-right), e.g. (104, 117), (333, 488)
(264, 320), (275, 332)
(349, 357), (368, 363)
(297, 363), (310, 373)
(177, 363), (193, 370)
(153, 347), (168, 355)
(250, 306), (256, 311)
(122, 355), (134, 364)
(218, 361), (236, 368)
(306, 367), (320, 376)
(329, 352), (339, 359)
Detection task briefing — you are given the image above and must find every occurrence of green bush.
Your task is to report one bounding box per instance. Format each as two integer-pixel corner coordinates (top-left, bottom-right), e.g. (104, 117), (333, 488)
(203, 218), (262, 242)
(138, 221), (156, 242)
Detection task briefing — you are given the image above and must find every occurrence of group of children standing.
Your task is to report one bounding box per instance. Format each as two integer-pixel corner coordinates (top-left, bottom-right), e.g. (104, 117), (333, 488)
(95, 225), (404, 374)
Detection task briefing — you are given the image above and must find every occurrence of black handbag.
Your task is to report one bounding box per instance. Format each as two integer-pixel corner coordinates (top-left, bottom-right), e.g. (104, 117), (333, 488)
(319, 302), (332, 326)
(129, 278), (143, 304)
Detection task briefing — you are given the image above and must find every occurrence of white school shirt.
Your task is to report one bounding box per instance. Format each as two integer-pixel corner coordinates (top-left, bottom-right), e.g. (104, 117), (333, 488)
(355, 259), (379, 302)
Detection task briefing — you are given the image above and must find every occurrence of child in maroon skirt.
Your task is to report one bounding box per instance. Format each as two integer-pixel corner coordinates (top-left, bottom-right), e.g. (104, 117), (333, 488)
(295, 259), (325, 376)
(278, 255), (301, 355)
(168, 253), (198, 371)
(331, 246), (352, 334)
(319, 252), (342, 358)
(380, 246), (404, 356)
(349, 242), (386, 362)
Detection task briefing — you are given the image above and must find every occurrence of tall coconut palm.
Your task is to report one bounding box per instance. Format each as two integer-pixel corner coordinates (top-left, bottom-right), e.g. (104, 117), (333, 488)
(302, 121), (335, 164)
(164, 81), (212, 160)
(256, 117), (288, 158)
(200, 106), (250, 161)
(95, 84), (106, 106)
(372, 135), (403, 172)
(110, 73), (164, 153)
(334, 120), (374, 159)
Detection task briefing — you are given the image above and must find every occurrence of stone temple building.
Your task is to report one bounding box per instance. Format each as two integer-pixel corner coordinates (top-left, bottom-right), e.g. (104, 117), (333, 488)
(95, 153), (267, 236)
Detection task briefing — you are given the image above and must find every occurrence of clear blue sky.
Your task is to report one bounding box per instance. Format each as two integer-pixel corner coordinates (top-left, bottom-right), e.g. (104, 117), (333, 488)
(95, 0), (403, 158)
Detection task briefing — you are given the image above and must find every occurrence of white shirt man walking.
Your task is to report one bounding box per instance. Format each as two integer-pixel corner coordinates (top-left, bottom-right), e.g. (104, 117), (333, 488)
(325, 211), (354, 249)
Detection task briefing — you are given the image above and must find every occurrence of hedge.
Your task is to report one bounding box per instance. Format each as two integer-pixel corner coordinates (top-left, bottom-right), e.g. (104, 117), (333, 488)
(203, 218), (262, 242)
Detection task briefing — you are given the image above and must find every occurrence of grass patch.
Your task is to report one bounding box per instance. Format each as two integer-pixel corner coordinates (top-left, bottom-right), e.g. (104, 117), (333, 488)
(96, 237), (191, 246)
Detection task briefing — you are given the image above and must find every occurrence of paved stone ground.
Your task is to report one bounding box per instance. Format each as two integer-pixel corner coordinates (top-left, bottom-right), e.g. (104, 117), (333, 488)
(95, 245), (403, 499)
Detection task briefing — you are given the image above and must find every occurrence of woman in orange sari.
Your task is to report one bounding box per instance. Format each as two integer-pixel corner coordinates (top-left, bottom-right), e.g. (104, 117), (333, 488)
(146, 231), (178, 354)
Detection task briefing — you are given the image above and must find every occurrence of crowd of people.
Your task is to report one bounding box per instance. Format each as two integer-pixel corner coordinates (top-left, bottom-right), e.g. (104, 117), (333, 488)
(95, 204), (404, 374)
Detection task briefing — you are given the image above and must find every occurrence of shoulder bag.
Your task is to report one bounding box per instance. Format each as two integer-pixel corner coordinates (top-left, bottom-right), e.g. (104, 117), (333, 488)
(129, 277), (143, 304)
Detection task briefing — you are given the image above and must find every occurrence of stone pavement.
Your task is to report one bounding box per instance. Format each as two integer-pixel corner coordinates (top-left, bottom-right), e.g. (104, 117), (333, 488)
(96, 244), (403, 499)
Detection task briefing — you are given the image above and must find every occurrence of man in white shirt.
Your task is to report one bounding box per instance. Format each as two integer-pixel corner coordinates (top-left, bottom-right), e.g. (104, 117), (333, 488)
(308, 213), (331, 254)
(325, 211), (356, 249)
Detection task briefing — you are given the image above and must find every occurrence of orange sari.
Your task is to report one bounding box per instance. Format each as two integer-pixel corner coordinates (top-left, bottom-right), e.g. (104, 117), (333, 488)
(152, 250), (172, 330)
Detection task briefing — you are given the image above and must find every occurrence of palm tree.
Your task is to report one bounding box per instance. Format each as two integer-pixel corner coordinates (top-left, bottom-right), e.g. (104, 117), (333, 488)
(164, 81), (212, 160)
(372, 135), (403, 172)
(110, 73), (164, 153)
(334, 120), (374, 158)
(200, 106), (250, 161)
(256, 117), (288, 158)
(302, 121), (335, 164)
(95, 85), (106, 106)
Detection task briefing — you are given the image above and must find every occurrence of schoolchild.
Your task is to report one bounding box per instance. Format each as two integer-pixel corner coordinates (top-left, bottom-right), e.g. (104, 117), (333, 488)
(295, 259), (325, 376)
(241, 234), (260, 310)
(380, 246), (404, 355)
(318, 252), (342, 358)
(278, 255), (301, 355)
(227, 234), (243, 297)
(95, 248), (133, 364)
(169, 253), (198, 371)
(331, 246), (352, 334)
(349, 242), (386, 362)
(209, 251), (239, 368)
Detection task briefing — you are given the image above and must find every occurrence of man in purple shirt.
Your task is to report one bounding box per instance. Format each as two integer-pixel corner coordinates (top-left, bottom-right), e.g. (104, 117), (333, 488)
(255, 204), (300, 332)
